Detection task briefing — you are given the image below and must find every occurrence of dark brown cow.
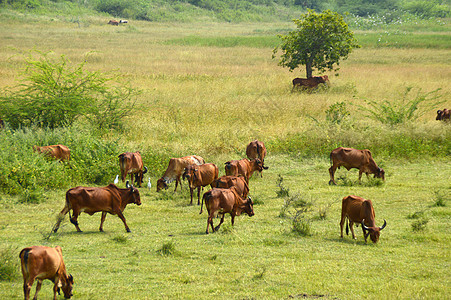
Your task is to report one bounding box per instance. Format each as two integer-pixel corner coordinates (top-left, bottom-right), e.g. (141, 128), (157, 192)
(292, 75), (329, 91)
(329, 147), (385, 185)
(19, 246), (74, 300)
(436, 109), (450, 121)
(33, 144), (71, 162)
(246, 140), (268, 177)
(183, 163), (218, 205)
(157, 155), (205, 192)
(118, 151), (147, 187)
(53, 182), (141, 233)
(224, 158), (267, 183)
(200, 187), (254, 234)
(340, 195), (386, 243)
(212, 175), (249, 199)
(108, 20), (119, 25)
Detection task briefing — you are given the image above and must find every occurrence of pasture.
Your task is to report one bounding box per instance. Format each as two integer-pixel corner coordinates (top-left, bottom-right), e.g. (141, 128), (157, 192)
(0, 16), (450, 299)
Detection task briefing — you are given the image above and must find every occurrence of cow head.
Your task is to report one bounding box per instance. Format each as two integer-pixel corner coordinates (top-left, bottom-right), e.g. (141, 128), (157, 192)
(436, 110), (443, 120)
(362, 219), (387, 243)
(374, 168), (385, 180)
(156, 178), (168, 192)
(61, 273), (74, 299)
(243, 196), (255, 217)
(126, 181), (141, 205)
(254, 158), (268, 171)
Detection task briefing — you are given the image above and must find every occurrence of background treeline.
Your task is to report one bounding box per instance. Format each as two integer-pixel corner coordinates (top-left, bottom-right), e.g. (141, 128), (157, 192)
(1, 0), (449, 22)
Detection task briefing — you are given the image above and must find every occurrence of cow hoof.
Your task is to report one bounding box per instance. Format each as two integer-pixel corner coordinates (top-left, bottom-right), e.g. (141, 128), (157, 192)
(126, 229), (131, 233)
(328, 180), (336, 185)
(205, 231), (209, 234)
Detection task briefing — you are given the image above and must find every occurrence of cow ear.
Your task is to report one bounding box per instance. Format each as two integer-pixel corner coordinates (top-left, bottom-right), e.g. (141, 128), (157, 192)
(126, 181), (130, 188)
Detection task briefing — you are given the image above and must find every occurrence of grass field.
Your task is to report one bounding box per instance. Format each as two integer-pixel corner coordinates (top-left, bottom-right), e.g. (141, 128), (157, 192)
(0, 16), (450, 299)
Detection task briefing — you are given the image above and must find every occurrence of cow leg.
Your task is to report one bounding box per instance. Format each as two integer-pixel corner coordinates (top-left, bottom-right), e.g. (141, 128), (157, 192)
(349, 221), (356, 239)
(32, 280), (42, 300)
(214, 214), (225, 231)
(197, 187), (201, 205)
(362, 226), (369, 243)
(189, 188), (194, 205)
(231, 213), (235, 226)
(53, 206), (69, 233)
(358, 170), (363, 184)
(207, 214), (215, 234)
(329, 165), (337, 185)
(23, 279), (32, 300)
(52, 280), (60, 300)
(99, 212), (107, 232)
(69, 211), (82, 232)
(116, 211), (131, 232)
(174, 176), (181, 192)
(340, 216), (345, 238)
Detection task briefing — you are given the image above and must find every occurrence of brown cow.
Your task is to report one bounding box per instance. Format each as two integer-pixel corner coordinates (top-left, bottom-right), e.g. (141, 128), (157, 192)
(246, 140), (268, 177)
(200, 187), (254, 234)
(329, 147), (385, 185)
(292, 75), (329, 91)
(33, 144), (71, 162)
(224, 158), (267, 183)
(183, 163), (218, 205)
(53, 182), (141, 233)
(212, 175), (249, 199)
(108, 20), (119, 25)
(19, 246), (74, 300)
(156, 155), (205, 192)
(118, 151), (147, 187)
(436, 109), (450, 121)
(340, 195), (387, 243)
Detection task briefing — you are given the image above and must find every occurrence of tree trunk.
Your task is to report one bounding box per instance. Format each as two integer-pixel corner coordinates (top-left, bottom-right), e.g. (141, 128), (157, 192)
(306, 61), (313, 78)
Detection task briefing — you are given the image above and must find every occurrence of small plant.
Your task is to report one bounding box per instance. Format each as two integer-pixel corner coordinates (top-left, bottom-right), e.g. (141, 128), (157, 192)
(252, 267), (267, 280)
(292, 210), (312, 236)
(325, 102), (350, 125)
(412, 218), (429, 232)
(0, 247), (17, 281)
(407, 210), (425, 219)
(156, 242), (176, 256)
(433, 190), (448, 207)
(112, 235), (128, 243)
(317, 202), (333, 220)
(276, 174), (289, 198)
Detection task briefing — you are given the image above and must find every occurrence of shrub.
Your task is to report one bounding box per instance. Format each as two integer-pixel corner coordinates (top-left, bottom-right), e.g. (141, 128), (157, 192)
(325, 101), (350, 125)
(0, 247), (17, 281)
(407, 210), (425, 219)
(276, 174), (289, 198)
(433, 190), (448, 207)
(412, 218), (429, 232)
(156, 242), (176, 256)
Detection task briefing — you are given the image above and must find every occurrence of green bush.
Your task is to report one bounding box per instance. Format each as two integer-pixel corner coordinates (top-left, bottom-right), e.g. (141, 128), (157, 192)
(325, 101), (350, 125)
(0, 247), (17, 281)
(411, 218), (429, 232)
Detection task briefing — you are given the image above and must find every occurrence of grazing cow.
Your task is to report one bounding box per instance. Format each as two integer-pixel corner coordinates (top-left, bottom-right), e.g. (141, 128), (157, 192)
(33, 144), (71, 162)
(156, 155), (205, 192)
(108, 20), (119, 26)
(200, 187), (254, 234)
(436, 109), (450, 121)
(119, 19), (128, 24)
(183, 163), (219, 205)
(212, 175), (249, 199)
(19, 246), (74, 300)
(118, 151), (147, 187)
(246, 140), (268, 177)
(292, 75), (329, 91)
(340, 195), (387, 243)
(224, 158), (267, 183)
(329, 147), (385, 185)
(53, 182), (141, 233)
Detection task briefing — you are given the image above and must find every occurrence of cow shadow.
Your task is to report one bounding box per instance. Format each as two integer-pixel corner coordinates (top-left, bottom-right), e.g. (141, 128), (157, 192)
(326, 236), (370, 246)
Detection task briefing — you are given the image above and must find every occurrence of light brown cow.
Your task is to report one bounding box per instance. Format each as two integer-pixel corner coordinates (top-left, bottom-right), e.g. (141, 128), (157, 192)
(156, 155), (205, 192)
(108, 20), (119, 25)
(200, 187), (254, 234)
(19, 246), (74, 300)
(183, 163), (218, 205)
(33, 144), (71, 162)
(340, 195), (386, 243)
(212, 175), (249, 199)
(246, 140), (268, 177)
(224, 158), (267, 183)
(329, 147), (385, 185)
(436, 109), (450, 121)
(118, 151), (147, 187)
(53, 182), (141, 233)
(292, 75), (329, 91)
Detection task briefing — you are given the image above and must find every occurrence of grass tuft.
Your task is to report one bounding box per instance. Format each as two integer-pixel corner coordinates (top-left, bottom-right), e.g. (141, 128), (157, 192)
(412, 218), (429, 232)
(0, 247), (17, 281)
(156, 242), (177, 256)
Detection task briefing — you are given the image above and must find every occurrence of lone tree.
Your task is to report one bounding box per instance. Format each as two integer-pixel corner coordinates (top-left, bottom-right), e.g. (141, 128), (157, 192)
(273, 10), (360, 78)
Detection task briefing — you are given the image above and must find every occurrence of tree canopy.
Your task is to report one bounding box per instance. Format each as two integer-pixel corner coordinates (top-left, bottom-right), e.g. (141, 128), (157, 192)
(273, 10), (360, 78)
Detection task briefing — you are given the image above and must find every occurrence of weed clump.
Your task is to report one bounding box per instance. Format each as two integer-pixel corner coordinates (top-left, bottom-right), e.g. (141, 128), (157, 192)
(157, 242), (177, 256)
(433, 190), (448, 207)
(0, 247), (17, 281)
(276, 174), (289, 197)
(412, 218), (429, 232)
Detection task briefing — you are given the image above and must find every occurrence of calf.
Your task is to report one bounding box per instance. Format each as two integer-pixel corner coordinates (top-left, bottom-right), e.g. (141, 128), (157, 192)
(157, 155), (205, 192)
(200, 187), (254, 234)
(108, 20), (119, 25)
(224, 158), (267, 183)
(183, 163), (219, 205)
(20, 246), (74, 300)
(212, 175), (249, 199)
(33, 144), (70, 162)
(118, 151), (147, 187)
(436, 109), (450, 121)
(292, 75), (329, 91)
(340, 195), (386, 243)
(329, 147), (384, 185)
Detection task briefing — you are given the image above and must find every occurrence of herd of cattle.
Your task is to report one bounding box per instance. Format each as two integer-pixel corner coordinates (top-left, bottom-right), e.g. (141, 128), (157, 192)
(17, 108), (448, 298)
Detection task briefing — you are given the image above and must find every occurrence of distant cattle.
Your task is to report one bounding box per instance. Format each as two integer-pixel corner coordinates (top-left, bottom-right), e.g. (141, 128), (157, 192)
(212, 175), (249, 199)
(157, 155), (205, 192)
(20, 245), (74, 300)
(119, 151), (147, 187)
(224, 158), (267, 183)
(292, 75), (329, 91)
(53, 182), (141, 233)
(119, 20), (128, 24)
(436, 109), (450, 121)
(340, 195), (386, 243)
(108, 20), (119, 26)
(200, 187), (254, 234)
(329, 147), (384, 185)
(183, 163), (218, 205)
(33, 144), (71, 162)
(246, 140), (268, 177)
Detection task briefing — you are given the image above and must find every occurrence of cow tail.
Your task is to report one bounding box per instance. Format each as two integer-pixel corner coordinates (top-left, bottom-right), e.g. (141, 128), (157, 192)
(19, 248), (31, 273)
(200, 192), (210, 215)
(345, 218), (349, 236)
